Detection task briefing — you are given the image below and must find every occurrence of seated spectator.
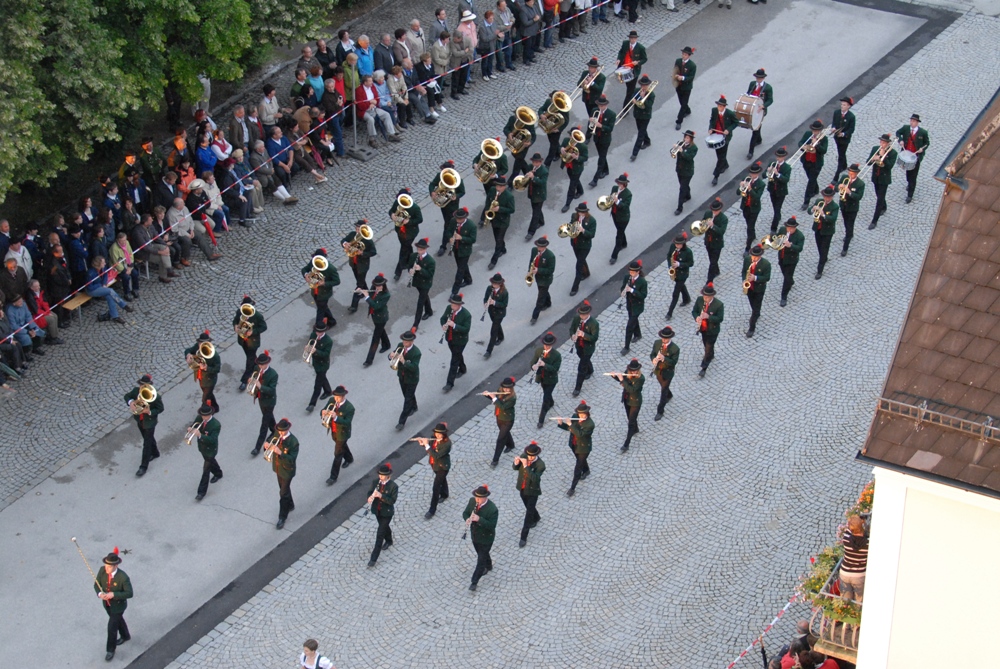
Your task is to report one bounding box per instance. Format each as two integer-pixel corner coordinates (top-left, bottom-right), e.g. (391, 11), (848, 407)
(415, 53), (446, 114)
(120, 197), (140, 235)
(202, 172), (230, 231)
(5, 295), (46, 359)
(124, 172), (150, 217)
(807, 651), (839, 669)
(88, 226), (111, 267)
(66, 225), (89, 289)
(168, 198), (221, 262)
(5, 235), (34, 280)
(355, 74), (401, 148)
(155, 170), (181, 211)
(335, 29), (355, 65)
(85, 256), (132, 324)
(250, 140), (296, 204)
(266, 127), (297, 192)
(400, 59), (436, 124)
(195, 134), (218, 176)
(131, 213), (177, 284)
(210, 129), (233, 169)
(27, 279), (62, 344)
(356, 35), (374, 77)
(0, 306), (28, 377)
(109, 232), (141, 300)
(373, 70), (400, 129)
(312, 106), (344, 161)
(231, 149), (265, 213)
(151, 205), (181, 267)
(840, 515), (868, 603)
(0, 257), (31, 308)
(220, 159), (251, 226)
(288, 123), (327, 183)
(185, 179), (226, 234)
(44, 244), (73, 327)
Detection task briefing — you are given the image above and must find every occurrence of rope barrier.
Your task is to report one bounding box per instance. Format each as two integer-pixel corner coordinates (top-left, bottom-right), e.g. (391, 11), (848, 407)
(724, 594), (798, 669)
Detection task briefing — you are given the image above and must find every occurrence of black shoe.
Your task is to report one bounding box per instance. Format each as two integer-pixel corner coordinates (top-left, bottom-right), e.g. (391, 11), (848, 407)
(210, 473), (222, 483)
(580, 470), (590, 480)
(747, 151), (754, 159)
(239, 382), (247, 391)
(490, 460), (498, 469)
(536, 419), (544, 429)
(326, 477), (337, 485)
(711, 176), (718, 186)
(905, 195), (913, 204)
(665, 311), (673, 321)
(195, 493), (205, 501)
(469, 582), (477, 591)
(815, 271), (823, 280)
(654, 412), (664, 421)
(362, 360), (373, 368)
(483, 350), (492, 359)
(393, 273), (402, 282)
(135, 467), (147, 477)
(630, 155), (637, 162)
(105, 652), (115, 662)
(801, 202), (810, 211)
(868, 222), (877, 230)
(674, 207), (683, 216)
(116, 636), (129, 646)
(436, 247), (447, 257)
(425, 510), (435, 519)
(342, 460), (352, 469)
(561, 204), (571, 213)
(530, 317), (537, 325)
(570, 288), (578, 296)
(567, 487), (576, 497)
(306, 404), (315, 413)
(571, 388), (581, 397)
(746, 328), (755, 338)
(276, 518), (286, 529)
(395, 422), (405, 430)
(443, 383), (453, 392)
(675, 121), (682, 131)
(780, 298), (787, 307)
(698, 369), (706, 378)
(588, 179), (598, 189)
(319, 391), (332, 400)
(487, 261), (496, 270)
(840, 248), (848, 257)
(382, 540), (393, 549)
(368, 559), (377, 568)
(251, 447), (261, 456)
(620, 346), (630, 356)
(620, 444), (629, 453)
(519, 539), (527, 547)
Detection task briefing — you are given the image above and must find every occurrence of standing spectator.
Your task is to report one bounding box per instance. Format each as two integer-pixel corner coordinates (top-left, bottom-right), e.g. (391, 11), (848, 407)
(415, 54), (446, 113)
(342, 54), (361, 125)
(27, 279), (62, 344)
(430, 31), (452, 82)
(298, 45), (321, 74)
(67, 225), (89, 289)
(477, 11), (499, 81)
(406, 20), (426, 58)
(245, 105), (265, 148)
(85, 256), (132, 324)
(542, 0), (558, 49)
(45, 244), (73, 326)
(457, 11), (479, 56)
(840, 514), (868, 603)
(229, 105), (251, 152)
(109, 232), (141, 300)
(138, 137), (166, 185)
(496, 1), (515, 71)
(356, 35), (374, 77)
(22, 223), (44, 271)
(103, 182), (123, 231)
(131, 214), (177, 284)
(374, 34), (396, 73)
(519, 0), (542, 65)
(392, 29), (412, 65)
(78, 196), (99, 231)
(259, 84), (286, 137)
(558, 0), (573, 42)
(448, 32), (472, 100)
(320, 81), (346, 157)
(124, 173), (150, 217)
(335, 29), (355, 65)
(307, 66), (325, 104)
(429, 8), (450, 45)
(5, 235), (33, 280)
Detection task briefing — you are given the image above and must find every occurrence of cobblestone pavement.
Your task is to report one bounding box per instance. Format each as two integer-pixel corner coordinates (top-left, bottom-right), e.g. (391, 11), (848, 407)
(168, 13), (1000, 668)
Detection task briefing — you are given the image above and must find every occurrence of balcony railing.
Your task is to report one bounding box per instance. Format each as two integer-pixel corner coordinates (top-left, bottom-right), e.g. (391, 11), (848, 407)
(808, 558), (862, 664)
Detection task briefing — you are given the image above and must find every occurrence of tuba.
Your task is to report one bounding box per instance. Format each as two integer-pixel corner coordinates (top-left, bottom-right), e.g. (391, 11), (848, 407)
(474, 138), (504, 184)
(430, 168), (462, 207)
(538, 91), (572, 134)
(391, 193), (413, 226)
(237, 303), (255, 339)
(130, 384), (157, 415)
(691, 218), (712, 236)
(189, 341), (215, 370)
(389, 344), (405, 370)
(597, 188), (619, 212)
(345, 224), (374, 258)
(506, 106), (539, 154)
(306, 255), (328, 289)
(560, 128), (586, 165)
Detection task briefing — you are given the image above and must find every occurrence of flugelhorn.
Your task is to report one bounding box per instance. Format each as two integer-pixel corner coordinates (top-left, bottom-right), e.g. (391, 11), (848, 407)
(538, 91), (572, 134)
(811, 201), (825, 224)
(669, 140), (683, 159)
(130, 384), (157, 415)
(389, 344), (405, 370)
(691, 217), (712, 236)
(302, 336), (317, 364)
(246, 369), (261, 396)
(506, 106), (538, 154)
(738, 176), (753, 197)
(263, 434), (281, 463)
(587, 108), (601, 133)
(430, 168), (462, 207)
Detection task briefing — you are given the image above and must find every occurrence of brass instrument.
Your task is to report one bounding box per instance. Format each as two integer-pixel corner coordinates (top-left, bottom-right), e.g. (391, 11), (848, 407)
(483, 196), (499, 223)
(811, 201), (825, 224)
(837, 176), (852, 200)
(743, 258), (757, 295)
(691, 218), (712, 236)
(548, 416), (585, 421)
(305, 255), (328, 289)
(184, 419), (205, 445)
(587, 108), (601, 133)
(474, 138), (504, 184)
(302, 336), (317, 364)
(506, 106), (538, 154)
(344, 224), (374, 258)
(237, 303), (255, 339)
(560, 128), (586, 164)
(569, 66), (604, 102)
(188, 341), (216, 371)
(619, 80), (658, 119)
(263, 434), (281, 463)
(669, 141), (683, 159)
(538, 91), (572, 134)
(652, 345), (666, 370)
(246, 370), (261, 396)
(669, 267), (677, 280)
(858, 143), (892, 181)
(430, 168), (462, 207)
(130, 384), (157, 415)
(596, 189), (619, 212)
(738, 176), (752, 197)
(320, 406), (335, 432)
(389, 344), (405, 370)
(788, 126), (832, 164)
(525, 265), (537, 287)
(558, 220), (582, 238)
(512, 174), (531, 191)
(761, 233), (786, 251)
(391, 193), (413, 226)
(765, 161), (779, 183)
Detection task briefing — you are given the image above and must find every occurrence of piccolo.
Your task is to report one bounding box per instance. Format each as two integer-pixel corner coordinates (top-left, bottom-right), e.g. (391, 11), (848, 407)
(603, 372), (626, 377)
(548, 416), (586, 421)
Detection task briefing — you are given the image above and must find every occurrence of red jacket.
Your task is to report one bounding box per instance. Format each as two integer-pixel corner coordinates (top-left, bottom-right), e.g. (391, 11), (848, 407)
(354, 84), (379, 116)
(543, 0), (559, 9)
(30, 289), (52, 329)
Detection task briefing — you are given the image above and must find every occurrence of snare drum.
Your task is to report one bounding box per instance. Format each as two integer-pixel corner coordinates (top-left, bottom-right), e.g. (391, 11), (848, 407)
(734, 94), (765, 130)
(706, 133), (727, 150)
(897, 150), (918, 171)
(615, 66), (634, 84)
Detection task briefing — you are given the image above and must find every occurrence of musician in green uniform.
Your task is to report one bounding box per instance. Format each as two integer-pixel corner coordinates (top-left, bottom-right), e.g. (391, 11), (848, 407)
(367, 463), (399, 566)
(629, 74), (655, 161)
(616, 30), (647, 107)
(513, 441), (545, 547)
(488, 377), (517, 466)
(531, 331), (562, 427)
(450, 208), (477, 294)
(560, 124), (589, 212)
(798, 119), (829, 210)
(867, 133), (897, 230)
(393, 330), (421, 429)
(473, 137), (509, 204)
(264, 417), (298, 529)
(407, 237), (436, 329)
(430, 160), (465, 255)
(343, 219), (377, 313)
(741, 244), (771, 338)
(184, 330), (220, 413)
(703, 198), (728, 282)
(708, 96), (739, 186)
(673, 46), (696, 130)
(441, 293), (472, 391)
(666, 233), (694, 321)
(485, 176), (515, 269)
(831, 97), (856, 182)
(251, 350), (278, 456)
(193, 403), (222, 501)
(746, 68), (773, 159)
(650, 326), (680, 420)
(525, 153), (549, 239)
(504, 108), (537, 182)
(306, 319), (334, 411)
(233, 295), (267, 391)
(620, 259), (647, 354)
(608, 174), (632, 264)
(578, 57), (606, 128)
(765, 146), (793, 232)
(569, 301), (599, 396)
(837, 164), (865, 257)
(896, 114), (930, 203)
(692, 282), (724, 378)
(740, 162), (767, 252)
(322, 385), (354, 484)
(539, 91), (569, 168)
(613, 359), (644, 452)
(588, 95), (616, 188)
(301, 248), (340, 328)
(94, 548), (133, 662)
(124, 373), (163, 477)
(390, 189), (422, 281)
(812, 185), (839, 280)
(483, 272), (508, 358)
(674, 129), (697, 216)
(568, 201), (597, 296)
(423, 423), (451, 518)
(558, 401), (594, 496)
(529, 236), (556, 324)
(463, 484), (498, 591)
(361, 274), (391, 367)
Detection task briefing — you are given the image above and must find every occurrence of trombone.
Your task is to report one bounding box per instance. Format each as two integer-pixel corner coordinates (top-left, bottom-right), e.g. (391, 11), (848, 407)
(619, 80), (658, 119)
(788, 126), (832, 165)
(857, 143), (891, 181)
(569, 66), (604, 102)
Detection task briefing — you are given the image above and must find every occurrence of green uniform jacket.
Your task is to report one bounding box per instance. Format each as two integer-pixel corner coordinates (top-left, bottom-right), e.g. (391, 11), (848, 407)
(577, 71), (606, 106)
(184, 343), (221, 389)
(709, 108), (739, 137)
(777, 227), (805, 266)
(560, 136), (589, 177)
(396, 344), (420, 384)
(896, 125), (930, 154)
(408, 251), (436, 290)
(301, 260), (341, 302)
(674, 58), (696, 92)
(486, 188), (516, 230)
(632, 90), (655, 121)
(233, 310), (267, 349)
(765, 161), (792, 198)
(799, 131), (829, 171)
(569, 213), (597, 253)
(428, 436), (451, 472)
(837, 176), (866, 213)
(528, 164), (548, 203)
(484, 284), (509, 319)
(531, 347), (561, 386)
(812, 199), (839, 236)
(139, 148), (167, 182)
(559, 417), (595, 455)
(621, 373), (644, 407)
(741, 256), (772, 293)
(453, 219), (477, 259)
(494, 391), (516, 423)
(463, 498), (498, 546)
(670, 244), (695, 283)
(570, 315), (599, 357)
(390, 199), (424, 227)
(392, 208), (421, 245)
(322, 398), (354, 442)
(272, 434), (298, 479)
(704, 213), (728, 250)
(610, 186), (631, 225)
(366, 290), (390, 325)
(650, 340), (680, 382)
(692, 297), (724, 337)
(428, 171), (466, 203)
(514, 456), (545, 496)
(617, 41), (648, 78)
(256, 367), (278, 409)
(740, 178), (766, 215)
(868, 145), (897, 185)
(833, 109), (855, 143)
(473, 151), (508, 177)
(368, 479), (398, 519)
(94, 568), (133, 614)
(441, 305), (472, 346)
(676, 142), (697, 177)
(310, 333), (333, 373)
(622, 274), (647, 316)
(529, 247), (556, 287)
(747, 81), (773, 109)
(196, 416), (221, 458)
(503, 114), (537, 156)
(593, 108), (616, 147)
(125, 386), (164, 430)
(341, 230), (377, 261)
(537, 98), (568, 136)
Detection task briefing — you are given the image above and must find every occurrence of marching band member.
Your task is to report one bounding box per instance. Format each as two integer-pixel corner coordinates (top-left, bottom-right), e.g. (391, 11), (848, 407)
(525, 152), (549, 239)
(305, 319), (333, 412)
(588, 95), (616, 188)
(665, 233), (693, 321)
(745, 68), (773, 159)
(674, 129), (697, 216)
(504, 109), (536, 182)
(570, 301), (599, 397)
(441, 293), (471, 392)
(776, 216), (805, 307)
(429, 160), (465, 255)
(474, 137), (508, 224)
(798, 119), (829, 211)
(483, 272), (508, 359)
(812, 185), (839, 280)
(613, 358), (644, 452)
(629, 74), (656, 161)
(527, 331), (563, 430)
(568, 201), (597, 296)
(301, 248), (340, 328)
(265, 417), (298, 529)
(616, 30), (647, 108)
(578, 57), (606, 130)
(528, 236), (556, 324)
(322, 385), (354, 484)
(621, 259), (647, 355)
(463, 484), (498, 591)
(831, 97), (855, 182)
(391, 188), (422, 280)
(485, 176), (515, 270)
(692, 282), (724, 378)
(422, 423), (451, 519)
(867, 133), (897, 230)
(360, 274), (391, 367)
(233, 295), (267, 391)
(741, 244), (771, 338)
(450, 207), (477, 294)
(838, 164), (865, 257)
(94, 548), (132, 662)
(513, 441), (545, 547)
(608, 173), (632, 264)
(538, 91), (569, 168)
(485, 377), (517, 467)
(366, 463), (398, 567)
(558, 401), (594, 496)
(765, 146), (792, 232)
(393, 329), (421, 430)
(560, 124), (589, 213)
(702, 198), (727, 282)
(650, 326), (679, 420)
(739, 162), (766, 252)
(124, 373), (163, 477)
(250, 350), (278, 457)
(673, 46), (696, 131)
(185, 330), (220, 413)
(343, 219), (377, 313)
(896, 114), (929, 203)
(407, 237), (436, 329)
(192, 403), (222, 501)
(708, 95), (738, 186)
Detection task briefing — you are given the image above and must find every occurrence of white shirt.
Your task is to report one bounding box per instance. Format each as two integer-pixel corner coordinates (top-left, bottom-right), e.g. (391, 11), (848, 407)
(299, 652), (334, 669)
(5, 246), (32, 280)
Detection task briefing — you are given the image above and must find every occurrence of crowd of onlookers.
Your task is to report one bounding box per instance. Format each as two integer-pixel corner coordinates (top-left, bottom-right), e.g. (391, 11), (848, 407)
(769, 620), (846, 669)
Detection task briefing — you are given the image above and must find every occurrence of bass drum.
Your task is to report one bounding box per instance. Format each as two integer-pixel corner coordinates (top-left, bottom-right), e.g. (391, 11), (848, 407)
(734, 94), (765, 130)
(897, 150), (918, 171)
(706, 133), (727, 149)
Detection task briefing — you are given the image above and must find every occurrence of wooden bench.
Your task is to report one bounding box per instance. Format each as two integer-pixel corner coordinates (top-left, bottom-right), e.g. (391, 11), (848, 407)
(63, 293), (92, 322)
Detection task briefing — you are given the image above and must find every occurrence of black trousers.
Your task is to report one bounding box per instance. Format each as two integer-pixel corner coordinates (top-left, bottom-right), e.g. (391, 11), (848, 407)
(328, 438), (353, 481)
(520, 492), (540, 541)
(197, 456), (222, 496)
(905, 158), (922, 197)
(528, 200), (545, 236)
(471, 541), (493, 584)
(779, 261), (797, 299)
(365, 323), (390, 364)
(394, 241), (410, 278)
(677, 174), (692, 209)
(612, 221), (629, 259)
(624, 306), (642, 347)
(453, 256), (473, 294)
(446, 341), (467, 384)
(492, 419), (515, 463)
(440, 203), (459, 249)
(842, 209), (858, 252)
(668, 280), (690, 316)
(564, 173), (584, 207)
(622, 80), (638, 110)
(749, 127), (763, 154)
(490, 225), (508, 263)
(593, 143), (610, 180)
(451, 63), (469, 94)
(545, 132), (562, 167)
(815, 233), (833, 273)
(707, 246), (722, 282)
(675, 89), (692, 124)
(238, 341), (257, 384)
(623, 403), (641, 450)
(370, 515), (394, 563)
(713, 144), (730, 177)
(200, 383), (218, 413)
(871, 181), (889, 226)
(574, 350), (593, 392)
(700, 332), (718, 371)
(571, 246), (591, 292)
(509, 153), (530, 182)
(314, 297), (335, 328)
(656, 375), (674, 413)
(487, 315), (505, 353)
(536, 384), (556, 423)
(429, 468), (449, 512)
(256, 406), (276, 451)
(570, 451), (590, 489)
(626, 0), (639, 21)
(747, 290), (765, 330)
(104, 608), (130, 653)
(399, 380), (418, 425)
(802, 163), (822, 204)
(138, 424), (159, 468)
(309, 370), (332, 406)
(413, 286), (433, 328)
(349, 259), (370, 310)
(769, 192), (786, 230)
(834, 138), (850, 181)
(632, 119), (650, 156)
(277, 474), (294, 520)
(743, 210), (760, 250)
(532, 284), (551, 320)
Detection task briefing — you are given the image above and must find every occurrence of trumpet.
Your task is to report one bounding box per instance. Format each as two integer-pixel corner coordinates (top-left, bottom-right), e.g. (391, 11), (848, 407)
(691, 217), (712, 236)
(619, 80), (658, 119)
(188, 341), (215, 371)
(765, 161), (779, 182)
(344, 224), (374, 258)
(669, 140), (683, 159)
(184, 419), (205, 445)
(538, 91), (572, 134)
(596, 189), (619, 212)
(811, 201), (825, 224)
(305, 255), (328, 290)
(569, 66), (604, 102)
(738, 176), (753, 197)
(506, 106), (538, 154)
(389, 344), (405, 370)
(474, 138), (504, 184)
(484, 196), (499, 223)
(430, 168), (462, 207)
(525, 265), (537, 287)
(560, 128), (586, 164)
(587, 108), (601, 133)
(391, 193), (413, 226)
(320, 407), (335, 432)
(263, 434), (281, 464)
(302, 337), (317, 364)
(130, 384), (157, 415)
(837, 176), (852, 200)
(246, 369), (261, 396)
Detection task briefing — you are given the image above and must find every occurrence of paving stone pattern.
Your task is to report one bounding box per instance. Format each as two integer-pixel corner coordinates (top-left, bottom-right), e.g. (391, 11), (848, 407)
(169, 14), (1000, 668)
